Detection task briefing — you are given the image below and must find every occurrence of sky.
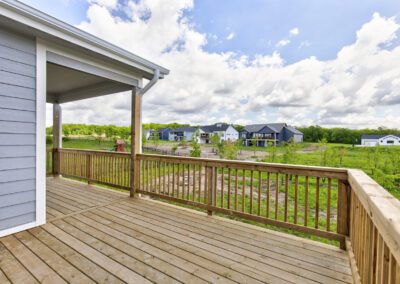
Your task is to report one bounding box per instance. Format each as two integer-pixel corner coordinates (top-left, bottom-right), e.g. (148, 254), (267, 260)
(21, 0), (400, 129)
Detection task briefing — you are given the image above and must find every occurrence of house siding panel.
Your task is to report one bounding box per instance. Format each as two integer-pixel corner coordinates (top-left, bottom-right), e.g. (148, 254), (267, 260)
(0, 27), (36, 232)
(0, 83), (36, 100)
(0, 121), (35, 134)
(0, 95), (36, 111)
(0, 134), (36, 145)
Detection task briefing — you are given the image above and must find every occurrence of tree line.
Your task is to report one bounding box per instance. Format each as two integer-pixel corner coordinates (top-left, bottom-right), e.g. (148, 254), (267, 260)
(47, 123), (400, 145)
(297, 126), (400, 144)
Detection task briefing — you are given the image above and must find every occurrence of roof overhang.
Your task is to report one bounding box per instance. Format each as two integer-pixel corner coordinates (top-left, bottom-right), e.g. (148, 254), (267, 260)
(0, 0), (169, 80)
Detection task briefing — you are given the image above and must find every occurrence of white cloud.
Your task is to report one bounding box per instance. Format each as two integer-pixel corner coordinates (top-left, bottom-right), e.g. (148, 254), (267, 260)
(88, 0), (118, 9)
(54, 4), (400, 130)
(276, 39), (290, 47)
(289, 27), (300, 36)
(226, 32), (235, 40)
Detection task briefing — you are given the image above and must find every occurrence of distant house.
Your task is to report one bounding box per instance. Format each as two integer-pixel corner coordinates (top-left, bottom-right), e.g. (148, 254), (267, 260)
(241, 123), (303, 146)
(361, 134), (400, 146)
(169, 126), (202, 142)
(158, 128), (171, 140)
(199, 123), (239, 144)
(144, 129), (154, 140)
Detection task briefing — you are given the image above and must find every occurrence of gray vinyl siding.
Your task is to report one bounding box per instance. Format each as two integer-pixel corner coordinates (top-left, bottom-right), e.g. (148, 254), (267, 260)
(0, 27), (36, 231)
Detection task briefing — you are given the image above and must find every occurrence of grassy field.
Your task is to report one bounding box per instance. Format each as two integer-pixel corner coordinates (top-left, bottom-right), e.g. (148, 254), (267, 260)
(260, 143), (400, 199)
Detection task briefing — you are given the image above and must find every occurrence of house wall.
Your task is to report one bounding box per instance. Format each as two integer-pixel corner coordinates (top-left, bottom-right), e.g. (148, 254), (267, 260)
(159, 130), (170, 140)
(293, 134), (303, 142)
(0, 27), (37, 232)
(185, 131), (194, 141)
(361, 139), (378, 146)
(223, 126), (239, 142)
(281, 128), (303, 143)
(379, 136), (400, 145)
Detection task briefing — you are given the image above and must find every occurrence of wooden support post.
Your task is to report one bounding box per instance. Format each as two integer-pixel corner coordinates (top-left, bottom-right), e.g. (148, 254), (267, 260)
(337, 180), (350, 249)
(53, 103), (62, 176)
(131, 87), (142, 198)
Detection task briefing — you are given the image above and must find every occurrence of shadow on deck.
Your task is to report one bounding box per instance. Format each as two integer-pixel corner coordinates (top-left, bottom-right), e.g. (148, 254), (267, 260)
(0, 177), (352, 283)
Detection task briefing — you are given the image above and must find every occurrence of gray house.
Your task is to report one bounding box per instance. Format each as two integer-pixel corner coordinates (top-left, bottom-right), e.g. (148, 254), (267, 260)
(0, 0), (168, 237)
(158, 128), (171, 140)
(241, 123), (303, 146)
(169, 126), (201, 142)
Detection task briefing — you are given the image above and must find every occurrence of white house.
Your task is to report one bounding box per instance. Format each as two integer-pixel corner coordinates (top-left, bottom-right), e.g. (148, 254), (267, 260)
(169, 126), (203, 142)
(361, 134), (400, 146)
(199, 123), (239, 144)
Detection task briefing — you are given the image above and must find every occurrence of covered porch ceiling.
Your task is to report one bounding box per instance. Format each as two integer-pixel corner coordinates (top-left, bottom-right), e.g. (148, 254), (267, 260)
(46, 62), (134, 104)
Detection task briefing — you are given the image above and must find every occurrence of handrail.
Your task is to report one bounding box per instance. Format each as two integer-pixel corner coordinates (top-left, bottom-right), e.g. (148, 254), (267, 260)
(137, 153), (349, 180)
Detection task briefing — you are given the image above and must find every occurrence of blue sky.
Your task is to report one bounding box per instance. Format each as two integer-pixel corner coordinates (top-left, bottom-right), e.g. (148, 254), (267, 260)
(22, 0), (400, 128)
(23, 0), (400, 63)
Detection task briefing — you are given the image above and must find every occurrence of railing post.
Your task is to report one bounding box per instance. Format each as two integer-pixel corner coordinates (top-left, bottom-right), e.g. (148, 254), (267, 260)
(206, 165), (214, 215)
(86, 154), (92, 184)
(337, 180), (350, 249)
(53, 148), (60, 176)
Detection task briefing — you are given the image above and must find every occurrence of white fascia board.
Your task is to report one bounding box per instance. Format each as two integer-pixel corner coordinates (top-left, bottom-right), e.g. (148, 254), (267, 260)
(0, 0), (169, 78)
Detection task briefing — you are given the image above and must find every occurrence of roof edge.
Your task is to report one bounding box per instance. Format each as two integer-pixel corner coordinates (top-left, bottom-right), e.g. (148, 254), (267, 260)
(0, 0), (169, 76)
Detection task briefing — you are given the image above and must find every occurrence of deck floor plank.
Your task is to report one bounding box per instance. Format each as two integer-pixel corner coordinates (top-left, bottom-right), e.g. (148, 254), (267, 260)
(14, 231), (95, 284)
(51, 219), (180, 284)
(0, 235), (66, 283)
(121, 200), (350, 271)
(105, 202), (349, 284)
(91, 207), (294, 283)
(134, 198), (349, 260)
(75, 213), (249, 283)
(0, 242), (38, 284)
(61, 216), (210, 284)
(0, 178), (353, 284)
(0, 267), (11, 284)
(28, 227), (123, 284)
(113, 201), (353, 282)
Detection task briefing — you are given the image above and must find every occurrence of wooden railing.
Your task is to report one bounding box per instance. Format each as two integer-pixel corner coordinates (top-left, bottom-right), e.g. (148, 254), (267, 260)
(347, 169), (400, 283)
(50, 148), (131, 190)
(136, 153), (350, 247)
(48, 149), (400, 283)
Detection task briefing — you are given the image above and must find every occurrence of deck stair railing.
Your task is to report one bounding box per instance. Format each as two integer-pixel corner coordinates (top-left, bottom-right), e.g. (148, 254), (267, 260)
(48, 148), (400, 283)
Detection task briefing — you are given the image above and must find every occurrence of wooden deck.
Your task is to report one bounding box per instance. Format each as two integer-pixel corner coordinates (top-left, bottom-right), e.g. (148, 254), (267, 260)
(0, 178), (353, 283)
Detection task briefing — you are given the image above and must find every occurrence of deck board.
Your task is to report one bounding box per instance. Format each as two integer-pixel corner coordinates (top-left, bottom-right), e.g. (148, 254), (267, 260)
(0, 177), (353, 283)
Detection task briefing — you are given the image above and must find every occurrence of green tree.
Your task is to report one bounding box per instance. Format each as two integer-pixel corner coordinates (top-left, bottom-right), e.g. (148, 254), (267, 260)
(338, 147), (347, 166)
(282, 138), (298, 164)
(236, 138), (244, 155)
(318, 137), (329, 166)
(151, 129), (160, 149)
(211, 133), (220, 153)
(266, 141), (277, 162)
(250, 137), (258, 156)
(221, 141), (238, 160)
(190, 130), (201, 157)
